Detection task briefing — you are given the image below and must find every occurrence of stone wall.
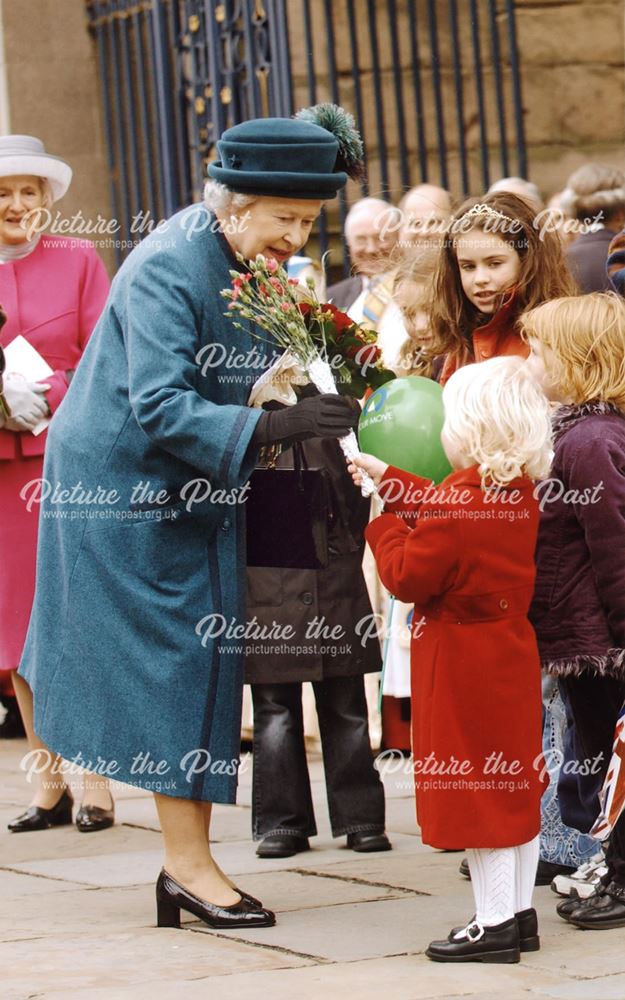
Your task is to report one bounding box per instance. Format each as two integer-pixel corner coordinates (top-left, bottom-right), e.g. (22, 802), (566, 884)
(1, 0), (114, 271)
(514, 0), (624, 194)
(0, 0), (621, 275)
(288, 0), (624, 206)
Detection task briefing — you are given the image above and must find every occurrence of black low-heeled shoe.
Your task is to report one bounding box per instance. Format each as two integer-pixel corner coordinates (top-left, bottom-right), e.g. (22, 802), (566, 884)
(8, 788), (74, 833)
(346, 831), (392, 853)
(76, 799), (115, 833)
(451, 907), (539, 952)
(426, 917), (520, 963)
(155, 869), (276, 929)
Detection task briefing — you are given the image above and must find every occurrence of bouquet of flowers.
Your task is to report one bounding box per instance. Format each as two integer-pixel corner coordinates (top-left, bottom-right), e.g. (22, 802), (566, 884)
(222, 253), (395, 495)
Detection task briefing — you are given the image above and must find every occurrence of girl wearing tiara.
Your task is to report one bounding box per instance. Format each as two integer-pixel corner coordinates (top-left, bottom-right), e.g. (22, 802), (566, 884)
(427, 192), (577, 384)
(349, 357), (552, 962)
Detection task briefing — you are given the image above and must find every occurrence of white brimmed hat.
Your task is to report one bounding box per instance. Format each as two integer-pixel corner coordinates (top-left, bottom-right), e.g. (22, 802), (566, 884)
(0, 135), (72, 201)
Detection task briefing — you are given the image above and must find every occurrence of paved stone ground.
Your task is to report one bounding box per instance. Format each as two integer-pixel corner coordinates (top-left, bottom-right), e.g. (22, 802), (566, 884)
(2, 738), (624, 1000)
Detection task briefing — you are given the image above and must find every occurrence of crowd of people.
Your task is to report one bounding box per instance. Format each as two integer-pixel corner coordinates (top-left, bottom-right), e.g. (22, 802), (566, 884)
(1, 105), (625, 962)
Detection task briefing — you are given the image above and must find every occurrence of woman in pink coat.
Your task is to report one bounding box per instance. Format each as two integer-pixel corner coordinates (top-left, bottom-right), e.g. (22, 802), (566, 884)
(0, 136), (111, 832)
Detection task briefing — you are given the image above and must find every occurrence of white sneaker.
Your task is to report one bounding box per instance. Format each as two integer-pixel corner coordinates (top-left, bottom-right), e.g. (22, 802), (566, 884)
(551, 853), (608, 898)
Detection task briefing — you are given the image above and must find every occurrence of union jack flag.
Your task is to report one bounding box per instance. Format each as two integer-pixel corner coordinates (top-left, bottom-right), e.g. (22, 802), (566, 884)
(591, 705), (625, 841)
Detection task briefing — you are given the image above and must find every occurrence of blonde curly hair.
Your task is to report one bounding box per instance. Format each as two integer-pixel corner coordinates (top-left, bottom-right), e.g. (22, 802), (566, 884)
(519, 292), (625, 409)
(442, 356), (553, 488)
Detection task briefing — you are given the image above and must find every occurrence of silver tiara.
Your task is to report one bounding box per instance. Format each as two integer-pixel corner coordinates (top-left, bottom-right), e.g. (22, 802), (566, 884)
(455, 203), (515, 226)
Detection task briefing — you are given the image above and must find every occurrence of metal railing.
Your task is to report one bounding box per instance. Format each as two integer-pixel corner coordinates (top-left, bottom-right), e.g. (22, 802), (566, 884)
(86, 0), (528, 272)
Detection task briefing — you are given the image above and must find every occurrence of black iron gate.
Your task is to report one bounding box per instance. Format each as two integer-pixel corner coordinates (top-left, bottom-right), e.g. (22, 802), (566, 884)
(86, 0), (528, 269)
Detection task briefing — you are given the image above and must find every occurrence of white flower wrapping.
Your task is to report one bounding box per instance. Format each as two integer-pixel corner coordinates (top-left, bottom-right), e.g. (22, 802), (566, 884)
(249, 350), (375, 497)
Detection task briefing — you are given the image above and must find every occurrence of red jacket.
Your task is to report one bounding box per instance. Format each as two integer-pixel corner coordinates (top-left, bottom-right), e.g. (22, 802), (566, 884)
(0, 236), (109, 459)
(366, 464), (544, 848)
(439, 291), (529, 386)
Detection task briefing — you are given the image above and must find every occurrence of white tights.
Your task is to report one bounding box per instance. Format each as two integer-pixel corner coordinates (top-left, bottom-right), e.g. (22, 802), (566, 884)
(465, 835), (540, 927)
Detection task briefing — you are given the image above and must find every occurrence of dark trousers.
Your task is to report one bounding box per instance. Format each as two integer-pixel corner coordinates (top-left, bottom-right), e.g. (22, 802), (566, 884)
(251, 675), (386, 840)
(559, 673), (625, 885)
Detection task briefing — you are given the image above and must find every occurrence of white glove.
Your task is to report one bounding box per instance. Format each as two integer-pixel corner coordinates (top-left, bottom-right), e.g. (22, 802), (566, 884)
(2, 376), (51, 431)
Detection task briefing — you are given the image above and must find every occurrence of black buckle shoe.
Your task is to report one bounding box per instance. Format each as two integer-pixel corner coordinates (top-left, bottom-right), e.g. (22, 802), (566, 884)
(427, 918), (520, 963)
(568, 881), (625, 929)
(8, 788), (74, 833)
(346, 831), (392, 853)
(156, 869), (276, 929)
(256, 834), (310, 858)
(450, 908), (539, 953)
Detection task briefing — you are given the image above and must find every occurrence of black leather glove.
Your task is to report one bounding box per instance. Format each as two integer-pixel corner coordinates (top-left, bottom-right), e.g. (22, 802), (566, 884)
(252, 393), (361, 448)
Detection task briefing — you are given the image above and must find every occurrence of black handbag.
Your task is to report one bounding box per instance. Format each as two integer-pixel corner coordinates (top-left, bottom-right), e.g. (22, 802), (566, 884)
(245, 444), (330, 570)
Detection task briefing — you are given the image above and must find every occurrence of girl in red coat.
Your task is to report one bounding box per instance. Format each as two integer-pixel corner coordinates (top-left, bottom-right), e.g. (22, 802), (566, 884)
(426, 191), (577, 385)
(350, 357), (553, 963)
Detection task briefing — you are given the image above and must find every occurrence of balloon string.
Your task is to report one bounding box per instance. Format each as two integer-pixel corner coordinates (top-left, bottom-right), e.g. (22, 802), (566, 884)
(378, 594), (396, 713)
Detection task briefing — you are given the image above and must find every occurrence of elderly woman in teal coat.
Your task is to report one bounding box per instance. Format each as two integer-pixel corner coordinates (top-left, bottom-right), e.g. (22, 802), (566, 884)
(19, 107), (363, 930)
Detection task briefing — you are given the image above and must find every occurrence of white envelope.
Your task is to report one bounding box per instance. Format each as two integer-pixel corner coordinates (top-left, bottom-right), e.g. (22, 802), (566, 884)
(4, 335), (54, 435)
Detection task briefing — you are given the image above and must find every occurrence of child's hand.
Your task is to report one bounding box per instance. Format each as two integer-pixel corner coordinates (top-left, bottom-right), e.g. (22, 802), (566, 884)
(347, 452), (389, 488)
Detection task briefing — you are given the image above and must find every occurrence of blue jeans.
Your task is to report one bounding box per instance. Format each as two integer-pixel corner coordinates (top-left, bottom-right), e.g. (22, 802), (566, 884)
(251, 675), (386, 840)
(540, 677), (600, 867)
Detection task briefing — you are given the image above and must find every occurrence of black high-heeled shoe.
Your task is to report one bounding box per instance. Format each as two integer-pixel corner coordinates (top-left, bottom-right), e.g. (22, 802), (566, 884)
(155, 869), (276, 929)
(8, 788), (74, 833)
(76, 794), (115, 833)
(236, 888), (264, 909)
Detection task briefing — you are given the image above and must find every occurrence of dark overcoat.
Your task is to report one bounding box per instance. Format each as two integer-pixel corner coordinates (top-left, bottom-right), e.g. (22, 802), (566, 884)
(19, 207), (273, 803)
(530, 402), (625, 678)
(245, 435), (381, 684)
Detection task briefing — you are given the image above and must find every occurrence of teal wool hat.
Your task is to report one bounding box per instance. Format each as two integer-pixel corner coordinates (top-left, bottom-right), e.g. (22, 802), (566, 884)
(208, 104), (364, 199)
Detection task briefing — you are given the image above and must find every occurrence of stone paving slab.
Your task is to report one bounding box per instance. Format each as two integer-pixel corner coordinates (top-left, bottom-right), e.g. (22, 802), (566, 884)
(0, 927), (314, 1000)
(5, 847), (164, 887)
(223, 867), (407, 912)
(0, 871), (408, 942)
(208, 831), (429, 877)
(1, 822), (162, 866)
(61, 952), (568, 1000)
(0, 869), (87, 898)
(1, 885), (152, 941)
(518, 927), (625, 979)
(532, 973), (625, 999)
(3, 739), (625, 997)
(297, 848), (476, 897)
(193, 894), (473, 962)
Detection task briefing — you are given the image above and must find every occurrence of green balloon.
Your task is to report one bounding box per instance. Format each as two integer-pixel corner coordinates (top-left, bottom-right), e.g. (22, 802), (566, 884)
(358, 376), (452, 484)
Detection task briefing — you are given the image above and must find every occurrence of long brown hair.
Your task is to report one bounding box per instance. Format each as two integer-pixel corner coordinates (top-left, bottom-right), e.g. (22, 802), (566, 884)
(429, 191), (578, 359)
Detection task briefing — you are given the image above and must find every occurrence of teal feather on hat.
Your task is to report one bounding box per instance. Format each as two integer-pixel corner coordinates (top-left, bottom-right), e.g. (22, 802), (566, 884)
(295, 103), (365, 181)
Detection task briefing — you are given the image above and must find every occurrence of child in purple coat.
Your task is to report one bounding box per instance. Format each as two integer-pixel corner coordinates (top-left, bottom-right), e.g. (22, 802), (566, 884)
(523, 291), (625, 929)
